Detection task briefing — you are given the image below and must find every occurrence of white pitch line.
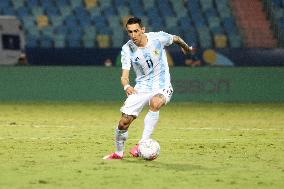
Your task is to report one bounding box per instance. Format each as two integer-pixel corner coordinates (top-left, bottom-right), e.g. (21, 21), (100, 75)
(170, 138), (235, 141)
(178, 127), (284, 131)
(0, 137), (75, 140)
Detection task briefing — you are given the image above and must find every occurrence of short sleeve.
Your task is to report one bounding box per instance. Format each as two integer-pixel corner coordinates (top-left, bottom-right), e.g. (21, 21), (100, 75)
(121, 45), (131, 70)
(157, 31), (174, 47)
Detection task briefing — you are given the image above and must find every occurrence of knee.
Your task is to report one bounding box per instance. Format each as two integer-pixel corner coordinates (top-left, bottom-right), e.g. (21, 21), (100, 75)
(150, 101), (160, 112)
(150, 97), (164, 112)
(118, 114), (135, 130)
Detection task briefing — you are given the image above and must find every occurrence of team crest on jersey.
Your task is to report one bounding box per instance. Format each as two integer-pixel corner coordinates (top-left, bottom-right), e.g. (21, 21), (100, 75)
(153, 49), (160, 56)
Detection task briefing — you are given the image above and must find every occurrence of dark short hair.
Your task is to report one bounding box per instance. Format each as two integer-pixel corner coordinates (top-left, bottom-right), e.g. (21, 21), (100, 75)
(126, 17), (143, 28)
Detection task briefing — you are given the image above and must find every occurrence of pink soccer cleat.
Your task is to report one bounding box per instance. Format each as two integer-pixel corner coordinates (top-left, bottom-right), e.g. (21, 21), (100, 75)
(130, 144), (140, 157)
(103, 153), (123, 160)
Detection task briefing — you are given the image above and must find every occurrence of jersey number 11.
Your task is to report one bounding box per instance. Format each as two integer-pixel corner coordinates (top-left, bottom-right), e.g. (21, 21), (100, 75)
(146, 59), (153, 68)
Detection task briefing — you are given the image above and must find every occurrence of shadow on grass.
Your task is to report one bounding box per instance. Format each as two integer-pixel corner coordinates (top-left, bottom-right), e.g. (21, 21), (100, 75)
(122, 158), (208, 172)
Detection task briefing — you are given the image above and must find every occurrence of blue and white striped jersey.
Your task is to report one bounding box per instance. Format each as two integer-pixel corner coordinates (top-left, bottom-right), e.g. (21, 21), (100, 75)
(121, 31), (174, 92)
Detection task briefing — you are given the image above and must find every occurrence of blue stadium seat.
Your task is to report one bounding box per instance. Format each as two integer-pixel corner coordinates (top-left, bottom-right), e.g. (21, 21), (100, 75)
(54, 34), (66, 48)
(41, 0), (56, 9)
(78, 16), (92, 27)
(98, 0), (112, 9)
(54, 25), (68, 35)
(92, 15), (108, 28)
(31, 6), (44, 16)
(157, 0), (174, 17)
(39, 36), (53, 48)
(0, 1), (11, 7)
(64, 15), (78, 28)
(272, 0), (283, 7)
(146, 6), (160, 20)
(73, 6), (90, 18)
(184, 28), (198, 46)
(102, 6), (116, 17)
(82, 38), (96, 48)
(45, 6), (60, 17)
(204, 7), (218, 20)
(11, 0), (25, 9)
(67, 39), (81, 48)
(2, 7), (16, 15)
(17, 6), (30, 17)
(223, 17), (238, 34)
(211, 26), (225, 35)
(41, 27), (54, 37)
(70, 0), (83, 8)
(129, 0), (145, 17)
(179, 17), (193, 31)
(0, 0), (246, 48)
(117, 6), (130, 17)
(55, 0), (69, 6)
(97, 27), (112, 35)
(26, 35), (38, 48)
(114, 0), (126, 7)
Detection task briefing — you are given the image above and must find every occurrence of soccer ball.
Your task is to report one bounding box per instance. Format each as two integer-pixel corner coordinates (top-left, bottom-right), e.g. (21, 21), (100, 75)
(138, 139), (160, 161)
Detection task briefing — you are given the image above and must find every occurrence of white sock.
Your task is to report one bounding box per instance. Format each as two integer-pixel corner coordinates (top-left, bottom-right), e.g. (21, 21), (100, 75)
(140, 111), (159, 143)
(115, 127), (128, 156)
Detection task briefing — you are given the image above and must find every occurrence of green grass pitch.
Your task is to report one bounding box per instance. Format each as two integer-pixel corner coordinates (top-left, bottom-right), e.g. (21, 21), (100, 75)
(0, 102), (283, 189)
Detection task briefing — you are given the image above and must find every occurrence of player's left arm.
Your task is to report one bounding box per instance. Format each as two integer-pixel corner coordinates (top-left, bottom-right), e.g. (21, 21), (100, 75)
(172, 35), (194, 55)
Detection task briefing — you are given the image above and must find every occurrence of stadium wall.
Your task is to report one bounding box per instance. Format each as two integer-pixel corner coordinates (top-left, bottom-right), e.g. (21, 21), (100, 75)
(25, 48), (284, 66)
(0, 67), (283, 102)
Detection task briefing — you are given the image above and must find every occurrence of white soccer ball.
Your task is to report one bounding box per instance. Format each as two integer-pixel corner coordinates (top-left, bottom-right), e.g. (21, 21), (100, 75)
(138, 139), (160, 161)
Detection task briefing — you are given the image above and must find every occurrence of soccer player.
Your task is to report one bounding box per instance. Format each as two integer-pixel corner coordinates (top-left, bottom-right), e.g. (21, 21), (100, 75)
(103, 17), (193, 160)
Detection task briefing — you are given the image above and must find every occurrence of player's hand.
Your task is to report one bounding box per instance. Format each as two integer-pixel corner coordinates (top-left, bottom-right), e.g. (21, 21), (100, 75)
(181, 46), (196, 55)
(125, 86), (137, 96)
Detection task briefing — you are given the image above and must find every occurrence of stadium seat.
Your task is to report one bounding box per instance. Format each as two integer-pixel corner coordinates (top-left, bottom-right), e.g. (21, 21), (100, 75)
(0, 0), (246, 48)
(114, 0), (126, 7)
(31, 6), (44, 16)
(165, 16), (178, 29)
(41, 27), (54, 37)
(0, 1), (12, 8)
(142, 0), (155, 9)
(214, 34), (228, 48)
(26, 35), (38, 47)
(84, 0), (97, 9)
(39, 36), (53, 48)
(200, 0), (214, 11)
(102, 6), (116, 17)
(54, 34), (66, 48)
(36, 15), (49, 28)
(54, 25), (68, 35)
(117, 6), (130, 17)
(70, 0), (83, 8)
(11, 0), (25, 9)
(157, 0), (174, 17)
(16, 6), (30, 17)
(49, 16), (64, 27)
(228, 34), (242, 48)
(96, 34), (110, 48)
(97, 0), (112, 9)
(21, 16), (36, 29)
(55, 0), (69, 6)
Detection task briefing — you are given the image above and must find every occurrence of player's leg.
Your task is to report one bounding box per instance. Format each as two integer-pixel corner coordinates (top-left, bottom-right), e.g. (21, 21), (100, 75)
(114, 114), (135, 156)
(131, 86), (173, 157)
(130, 94), (165, 157)
(103, 93), (148, 160)
(142, 86), (174, 142)
(103, 114), (135, 160)
(141, 94), (165, 142)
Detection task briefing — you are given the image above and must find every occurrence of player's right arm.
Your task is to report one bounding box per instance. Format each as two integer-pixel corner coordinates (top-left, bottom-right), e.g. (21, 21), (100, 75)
(121, 69), (136, 96)
(121, 44), (137, 96)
